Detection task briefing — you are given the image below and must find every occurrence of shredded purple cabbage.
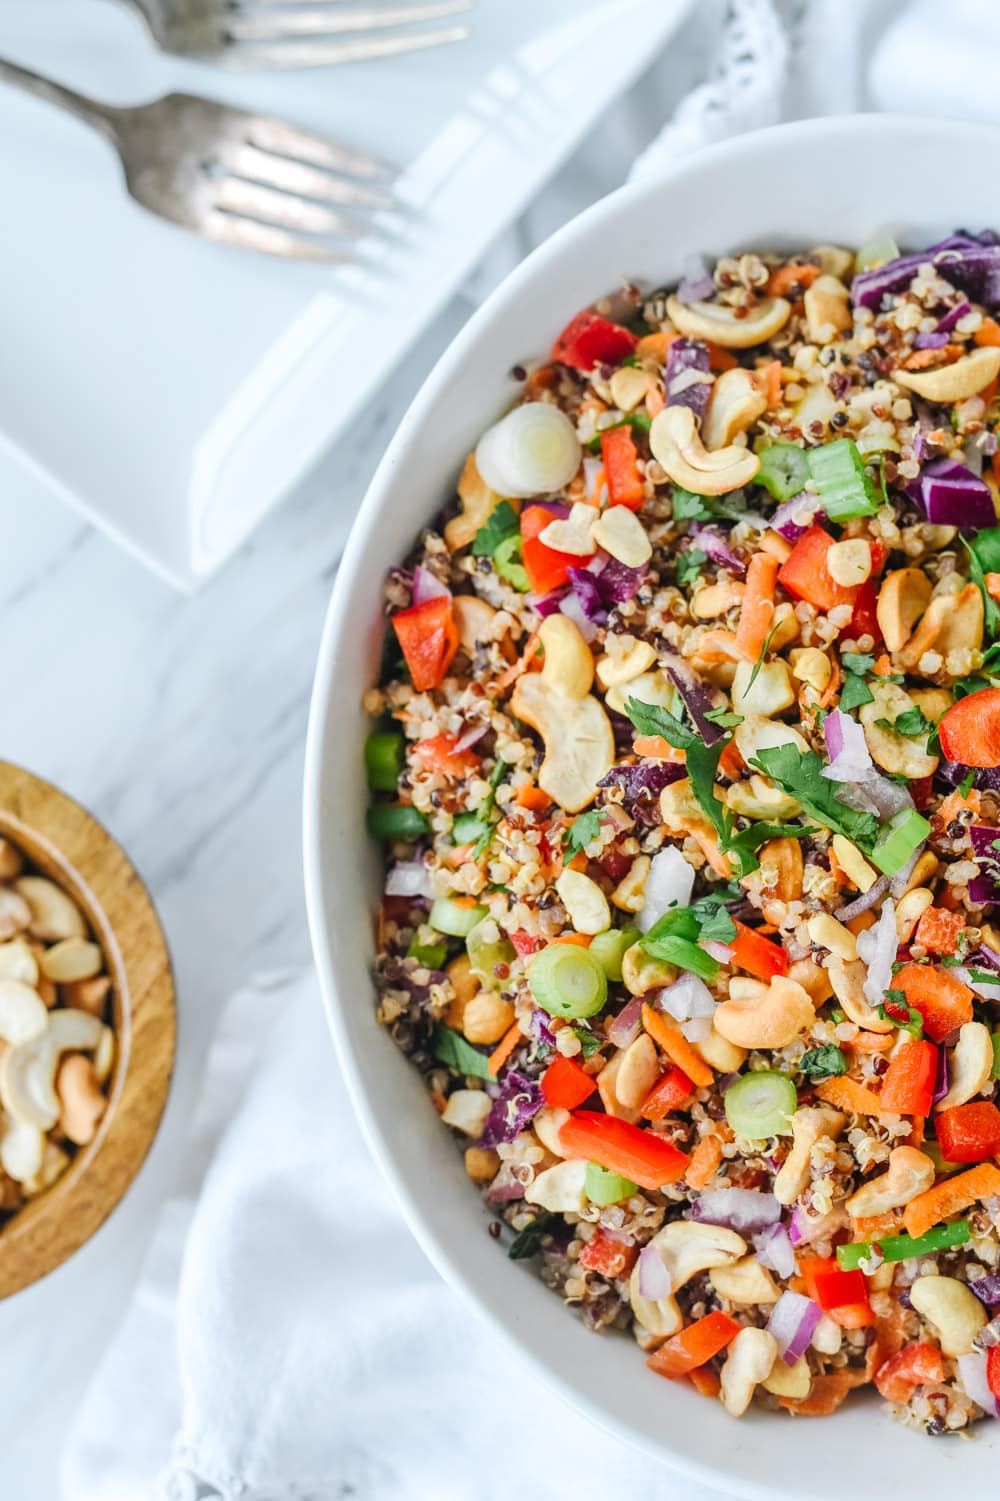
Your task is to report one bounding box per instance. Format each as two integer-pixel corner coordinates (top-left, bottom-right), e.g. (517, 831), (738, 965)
(478, 1069), (543, 1149)
(969, 1275), (1000, 1307)
(598, 761), (686, 808)
(597, 557), (647, 604)
(689, 525), (746, 575)
(566, 567), (609, 624)
(852, 232), (1000, 312)
(665, 337), (712, 421)
(905, 456), (995, 529)
(664, 657), (725, 746)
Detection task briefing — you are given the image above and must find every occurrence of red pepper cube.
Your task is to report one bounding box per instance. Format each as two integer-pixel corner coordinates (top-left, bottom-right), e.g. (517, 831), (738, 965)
(577, 1227), (636, 1279)
(646, 1311), (741, 1379)
(559, 1110), (689, 1190)
(541, 1054), (596, 1111)
(730, 921), (789, 983)
(391, 596), (458, 692)
(550, 311), (638, 372)
(935, 1101), (1000, 1164)
(878, 1039), (938, 1119)
(600, 426), (645, 511)
(777, 525), (858, 613)
(640, 1065), (693, 1122)
(896, 964), (974, 1044)
(800, 1257), (875, 1328)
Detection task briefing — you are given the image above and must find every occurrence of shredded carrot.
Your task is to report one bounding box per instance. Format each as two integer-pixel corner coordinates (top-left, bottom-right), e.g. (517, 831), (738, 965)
(777, 1369), (867, 1417)
(688, 1365), (722, 1399)
(987, 571), (1000, 604)
(909, 1114), (926, 1149)
(491, 630), (541, 692)
(903, 1163), (1000, 1239)
(851, 1210), (903, 1240)
(761, 358), (784, 408)
(515, 785), (551, 812)
(937, 786), (982, 824)
(759, 528), (793, 563)
(735, 553), (779, 662)
(817, 654), (842, 709)
(429, 1087), (447, 1115)
(976, 316), (1000, 347)
(706, 343), (739, 372)
(641, 1004), (714, 1088)
(815, 1076), (882, 1116)
(446, 843), (474, 869)
(686, 1135), (724, 1189)
(766, 262), (822, 297)
(635, 330), (675, 360)
(550, 933), (593, 948)
(450, 895), (479, 909)
(847, 1031), (895, 1053)
(717, 740), (744, 781)
(487, 1021), (523, 1077)
(873, 653), (894, 676)
(645, 385), (666, 417)
(633, 734), (686, 762)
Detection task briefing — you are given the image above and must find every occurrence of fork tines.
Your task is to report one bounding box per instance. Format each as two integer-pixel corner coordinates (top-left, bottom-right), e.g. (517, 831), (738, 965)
(219, 0), (473, 68)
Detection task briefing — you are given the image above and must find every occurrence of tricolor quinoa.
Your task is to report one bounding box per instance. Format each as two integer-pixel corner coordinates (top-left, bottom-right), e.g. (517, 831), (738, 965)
(363, 234), (1000, 1430)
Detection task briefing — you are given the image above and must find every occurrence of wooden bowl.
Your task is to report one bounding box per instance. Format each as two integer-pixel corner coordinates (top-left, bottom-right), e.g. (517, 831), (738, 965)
(0, 761), (175, 1298)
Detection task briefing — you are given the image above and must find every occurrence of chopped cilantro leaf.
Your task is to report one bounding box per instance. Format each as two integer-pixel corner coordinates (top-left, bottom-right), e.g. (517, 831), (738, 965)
(841, 652), (876, 676)
(751, 743), (879, 849)
(434, 1026), (493, 1080)
(875, 706), (935, 739)
(706, 706), (744, 728)
(677, 548), (708, 588)
(838, 674), (875, 713)
(472, 500), (519, 558)
(724, 821), (813, 878)
(798, 1044), (848, 1081)
(572, 1027), (603, 1058)
(623, 698), (695, 749)
(964, 534), (1000, 639)
(689, 893), (739, 945)
(878, 996), (924, 1037)
(471, 757), (509, 859)
(563, 811), (602, 860)
(508, 1212), (557, 1260)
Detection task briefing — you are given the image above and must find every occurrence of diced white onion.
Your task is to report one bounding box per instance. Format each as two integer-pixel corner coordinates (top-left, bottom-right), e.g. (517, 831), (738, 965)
(384, 861), (432, 898)
(637, 846), (694, 933)
(658, 972), (716, 1023)
(558, 591), (597, 643)
(475, 403), (581, 499)
(857, 896), (896, 1008)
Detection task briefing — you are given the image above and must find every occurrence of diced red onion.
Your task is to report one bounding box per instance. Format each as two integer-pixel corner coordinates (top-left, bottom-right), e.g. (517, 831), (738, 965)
(665, 338), (712, 421)
(676, 255), (715, 306)
(936, 299), (971, 333)
(767, 1290), (822, 1365)
(913, 331), (949, 350)
(837, 769), (914, 821)
(957, 1352), (1000, 1417)
(689, 525), (746, 576)
(607, 994), (644, 1050)
(788, 1206), (806, 1244)
(905, 456), (996, 530)
(657, 972), (716, 1025)
(637, 845), (694, 933)
(384, 861), (432, 898)
(932, 1047), (949, 1105)
(754, 1223), (797, 1279)
(452, 723), (488, 754)
(558, 590), (598, 643)
(969, 1274), (1000, 1306)
(834, 876), (890, 922)
(527, 588), (569, 618)
(485, 1177), (525, 1203)
(412, 565), (450, 604)
(704, 940), (735, 965)
(857, 897), (897, 1008)
(637, 1243), (673, 1300)
(822, 709), (873, 783)
(770, 492), (821, 542)
(691, 1188), (781, 1234)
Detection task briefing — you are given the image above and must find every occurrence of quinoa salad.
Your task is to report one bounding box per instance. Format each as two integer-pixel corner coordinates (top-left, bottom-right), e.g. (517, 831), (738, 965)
(363, 233), (1000, 1430)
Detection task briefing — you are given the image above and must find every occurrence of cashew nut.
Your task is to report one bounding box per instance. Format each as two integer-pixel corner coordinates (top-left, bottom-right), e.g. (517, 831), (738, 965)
(603, 667), (675, 719)
(762, 1354), (812, 1399)
(811, 1314), (843, 1355)
(895, 346), (1000, 401)
(807, 913), (857, 962)
(813, 245), (854, 279)
(826, 956), (893, 1034)
(774, 1106), (846, 1205)
(555, 870), (610, 936)
(720, 1327), (779, 1417)
(734, 714), (809, 766)
(714, 975), (816, 1050)
(846, 1146), (936, 1218)
(0, 839), (23, 881)
(790, 647), (833, 694)
(726, 776), (802, 821)
(692, 581), (747, 618)
(533, 1105), (569, 1158)
(451, 595), (499, 653)
(539, 502), (599, 557)
(692, 1025), (747, 1074)
(731, 659), (796, 717)
(510, 614), (614, 813)
(876, 568), (933, 653)
(826, 538), (872, 588)
(831, 836), (880, 894)
(609, 365), (651, 412)
(0, 1113), (44, 1184)
(40, 938), (103, 985)
(804, 274), (852, 344)
(702, 367), (768, 450)
(596, 1049), (641, 1123)
(0, 888), (31, 941)
(0, 939), (38, 986)
(13, 877), (87, 942)
(621, 942), (677, 998)
(649, 405), (760, 496)
(935, 1022), (994, 1112)
(666, 293), (792, 349)
(525, 1158), (588, 1213)
(0, 1008), (104, 1129)
(859, 681), (938, 777)
(56, 1053), (106, 1146)
(895, 886), (934, 944)
(630, 1220), (746, 1340)
(444, 452), (505, 552)
(23, 1140), (70, 1197)
(614, 1033), (660, 1111)
(595, 635), (657, 688)
(0, 978), (49, 1045)
(62, 974), (112, 1018)
(610, 855), (650, 914)
(787, 957), (834, 1006)
(896, 583), (984, 671)
(910, 1275), (987, 1358)
(709, 1255), (779, 1305)
(93, 1024), (115, 1086)
(441, 1088), (491, 1138)
(658, 778), (729, 874)
(591, 505), (652, 568)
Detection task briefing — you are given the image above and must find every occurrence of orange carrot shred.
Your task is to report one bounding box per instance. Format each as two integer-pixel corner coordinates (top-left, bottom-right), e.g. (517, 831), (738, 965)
(641, 1004), (714, 1088)
(686, 1135), (724, 1189)
(902, 1163), (1000, 1239)
(814, 1076), (882, 1116)
(487, 1022), (523, 1077)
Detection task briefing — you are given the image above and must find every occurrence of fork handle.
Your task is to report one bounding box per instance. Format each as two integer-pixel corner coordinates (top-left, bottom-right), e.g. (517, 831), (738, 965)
(0, 58), (120, 141)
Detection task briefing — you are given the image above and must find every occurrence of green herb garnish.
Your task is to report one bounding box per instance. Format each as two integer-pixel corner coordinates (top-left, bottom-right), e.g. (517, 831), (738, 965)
(508, 1213), (557, 1260)
(472, 500), (519, 557)
(798, 1044), (848, 1080)
(751, 743), (879, 850)
(563, 811), (602, 861)
(433, 1026), (493, 1080)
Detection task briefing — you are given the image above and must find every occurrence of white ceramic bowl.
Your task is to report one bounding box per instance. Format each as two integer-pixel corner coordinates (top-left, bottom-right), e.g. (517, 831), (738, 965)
(305, 115), (1000, 1498)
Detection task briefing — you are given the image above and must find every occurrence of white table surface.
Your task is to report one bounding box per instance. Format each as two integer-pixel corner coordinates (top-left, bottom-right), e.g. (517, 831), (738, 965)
(0, 21), (708, 1496)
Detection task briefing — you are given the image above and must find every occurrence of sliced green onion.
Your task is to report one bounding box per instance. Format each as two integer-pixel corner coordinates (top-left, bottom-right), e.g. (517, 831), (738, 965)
(855, 431), (901, 457)
(364, 730), (404, 792)
(992, 1030), (1000, 1081)
(836, 1219), (972, 1271)
(366, 804), (430, 840)
(428, 897), (488, 938)
(407, 925), (448, 970)
(869, 808), (932, 876)
(641, 933), (719, 982)
(529, 943), (608, 1019)
(452, 811), (491, 846)
(475, 402), (581, 499)
(465, 917), (515, 987)
(807, 438), (879, 521)
(589, 927), (640, 983)
(855, 235), (900, 272)
(493, 534), (530, 592)
(755, 443), (810, 501)
(724, 1070), (797, 1139)
(584, 1161), (638, 1205)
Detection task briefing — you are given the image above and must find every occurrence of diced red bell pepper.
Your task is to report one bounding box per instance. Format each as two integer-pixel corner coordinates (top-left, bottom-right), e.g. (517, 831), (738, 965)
(896, 964), (975, 1044)
(412, 733), (481, 778)
(551, 310), (638, 372)
(878, 1039), (938, 1118)
(600, 426), (645, 511)
(541, 1054), (596, 1111)
(935, 1101), (1000, 1165)
(987, 1345), (1000, 1401)
(938, 686), (1000, 768)
(799, 1256), (875, 1328)
(640, 1065), (693, 1122)
(848, 580), (881, 647)
(578, 1227), (637, 1279)
(392, 596), (458, 692)
(559, 1110), (689, 1190)
(874, 1343), (945, 1403)
(730, 921), (789, 983)
(520, 504), (590, 596)
(646, 1310), (742, 1379)
(510, 929), (542, 960)
(777, 525), (858, 613)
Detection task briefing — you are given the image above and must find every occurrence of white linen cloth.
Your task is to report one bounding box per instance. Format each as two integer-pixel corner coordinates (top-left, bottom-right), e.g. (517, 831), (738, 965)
(64, 2), (1000, 1496)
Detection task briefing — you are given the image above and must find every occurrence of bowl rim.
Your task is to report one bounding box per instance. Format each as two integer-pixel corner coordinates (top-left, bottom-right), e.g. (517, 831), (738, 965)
(304, 112), (1000, 1491)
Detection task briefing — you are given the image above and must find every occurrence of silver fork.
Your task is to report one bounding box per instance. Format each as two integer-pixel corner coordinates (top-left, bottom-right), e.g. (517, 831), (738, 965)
(118, 0), (474, 68)
(0, 57), (399, 261)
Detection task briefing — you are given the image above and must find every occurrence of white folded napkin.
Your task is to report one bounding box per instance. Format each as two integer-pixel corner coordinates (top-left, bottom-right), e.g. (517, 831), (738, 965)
(63, 974), (731, 1501)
